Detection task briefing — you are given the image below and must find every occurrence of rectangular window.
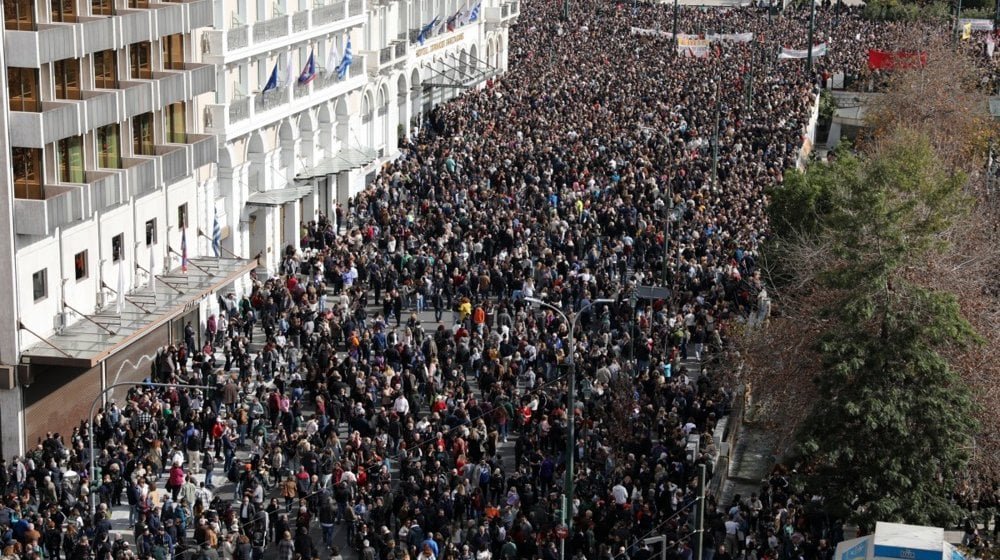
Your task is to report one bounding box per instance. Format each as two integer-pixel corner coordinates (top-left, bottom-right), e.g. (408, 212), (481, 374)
(93, 49), (118, 89)
(166, 102), (186, 143)
(50, 0), (75, 22)
(97, 123), (121, 169)
(32, 269), (47, 301)
(145, 218), (157, 246)
(7, 67), (39, 112)
(127, 0), (148, 7)
(129, 41), (152, 79)
(91, 0), (113, 15)
(74, 250), (88, 280)
(111, 233), (124, 262)
(54, 58), (81, 99)
(161, 34), (184, 70)
(57, 136), (85, 183)
(4, 0), (34, 30)
(177, 203), (187, 228)
(132, 112), (154, 156)
(12, 147), (42, 199)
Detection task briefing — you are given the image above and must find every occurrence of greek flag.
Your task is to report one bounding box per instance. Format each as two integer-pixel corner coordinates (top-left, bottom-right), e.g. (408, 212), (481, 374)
(417, 16), (439, 44)
(212, 208), (221, 257)
(469, 2), (481, 22)
(337, 38), (353, 80)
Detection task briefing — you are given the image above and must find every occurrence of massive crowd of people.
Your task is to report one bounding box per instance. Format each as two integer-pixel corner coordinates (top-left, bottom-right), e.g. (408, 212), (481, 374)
(2, 2), (996, 560)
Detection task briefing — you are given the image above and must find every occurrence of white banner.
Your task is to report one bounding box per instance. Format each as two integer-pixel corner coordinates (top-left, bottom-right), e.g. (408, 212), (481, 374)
(677, 36), (711, 57)
(959, 18), (994, 32)
(631, 28), (754, 42)
(706, 32), (754, 43)
(778, 43), (828, 59)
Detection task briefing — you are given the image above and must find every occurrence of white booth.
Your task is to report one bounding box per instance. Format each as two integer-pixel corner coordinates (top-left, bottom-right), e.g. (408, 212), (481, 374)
(835, 523), (966, 560)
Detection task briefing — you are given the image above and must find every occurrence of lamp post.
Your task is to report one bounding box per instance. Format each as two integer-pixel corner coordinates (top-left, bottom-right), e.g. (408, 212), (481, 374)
(89, 381), (214, 517)
(524, 296), (614, 559)
(806, 0), (816, 74)
(672, 0), (679, 54)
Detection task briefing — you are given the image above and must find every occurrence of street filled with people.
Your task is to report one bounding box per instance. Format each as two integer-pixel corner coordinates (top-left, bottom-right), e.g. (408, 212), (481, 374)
(2, 2), (996, 560)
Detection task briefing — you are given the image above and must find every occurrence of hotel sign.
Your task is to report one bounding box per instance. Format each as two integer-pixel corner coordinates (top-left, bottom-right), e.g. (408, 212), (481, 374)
(416, 33), (465, 57)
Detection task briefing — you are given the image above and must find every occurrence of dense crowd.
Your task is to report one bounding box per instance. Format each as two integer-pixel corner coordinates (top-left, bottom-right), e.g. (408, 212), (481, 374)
(2, 3), (993, 560)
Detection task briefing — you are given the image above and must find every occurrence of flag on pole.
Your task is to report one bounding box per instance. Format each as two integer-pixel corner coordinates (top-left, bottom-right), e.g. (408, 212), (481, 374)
(298, 49), (317, 84)
(149, 245), (156, 293)
(446, 10), (460, 32)
(469, 2), (481, 22)
(325, 40), (340, 78)
(337, 38), (353, 80)
(987, 33), (996, 58)
(962, 22), (973, 40)
(262, 62), (279, 93)
(282, 51), (293, 86)
(181, 227), (188, 273)
(417, 16), (439, 44)
(212, 208), (221, 257)
(116, 257), (125, 315)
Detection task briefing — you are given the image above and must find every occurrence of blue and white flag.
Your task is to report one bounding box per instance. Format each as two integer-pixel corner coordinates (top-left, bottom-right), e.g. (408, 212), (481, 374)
(262, 62), (279, 93)
(417, 16), (439, 44)
(337, 38), (353, 80)
(212, 207), (221, 257)
(468, 2), (481, 22)
(298, 49), (317, 84)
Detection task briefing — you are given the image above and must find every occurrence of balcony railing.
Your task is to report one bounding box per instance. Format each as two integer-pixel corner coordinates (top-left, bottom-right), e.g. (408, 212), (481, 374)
(4, 24), (77, 67)
(228, 96), (251, 123)
(119, 9), (154, 44)
(292, 10), (309, 32)
(152, 2), (186, 37)
(501, 3), (509, 18)
(394, 41), (406, 59)
(79, 16), (116, 55)
(348, 0), (363, 16)
(185, 62), (216, 97)
(85, 171), (126, 212)
(252, 14), (288, 43)
(81, 90), (120, 131)
(185, 134), (217, 169)
(227, 25), (249, 50)
(150, 71), (187, 107)
(156, 144), (189, 186)
(122, 156), (160, 198)
(9, 101), (82, 149)
(120, 81), (155, 117)
(379, 46), (392, 65)
(14, 185), (84, 236)
(254, 87), (288, 113)
(185, 0), (214, 28)
(312, 1), (345, 24)
(350, 59), (364, 78)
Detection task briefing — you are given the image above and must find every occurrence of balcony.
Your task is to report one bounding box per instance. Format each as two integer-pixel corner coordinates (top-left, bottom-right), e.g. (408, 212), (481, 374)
(81, 89), (121, 131)
(14, 185), (85, 236)
(184, 133), (217, 169)
(83, 171), (127, 213)
(120, 81), (155, 117)
(185, 62), (216, 98)
(312, 1), (346, 25)
(156, 144), (190, 185)
(9, 102), (82, 149)
(254, 87), (289, 114)
(252, 14), (289, 44)
(122, 156), (160, 198)
(79, 16), (118, 55)
(292, 9), (310, 32)
(149, 71), (187, 107)
(348, 0), (363, 16)
(393, 41), (407, 59)
(120, 9), (154, 44)
(151, 2), (186, 37)
(227, 25), (249, 50)
(181, 0), (214, 29)
(5, 24), (77, 67)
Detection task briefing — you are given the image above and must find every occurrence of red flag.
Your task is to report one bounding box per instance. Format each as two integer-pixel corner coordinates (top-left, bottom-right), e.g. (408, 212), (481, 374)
(867, 49), (927, 70)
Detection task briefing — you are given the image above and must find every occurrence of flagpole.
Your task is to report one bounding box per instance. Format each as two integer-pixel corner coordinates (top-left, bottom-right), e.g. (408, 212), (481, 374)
(672, 0), (679, 55)
(806, 0), (816, 74)
(955, 0), (963, 44)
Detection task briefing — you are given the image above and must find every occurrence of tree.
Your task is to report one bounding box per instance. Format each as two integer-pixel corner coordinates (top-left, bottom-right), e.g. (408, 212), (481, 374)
(773, 128), (980, 530)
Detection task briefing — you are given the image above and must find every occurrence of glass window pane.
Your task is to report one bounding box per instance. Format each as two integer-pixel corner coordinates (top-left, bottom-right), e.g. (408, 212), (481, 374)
(58, 136), (84, 183)
(98, 124), (121, 169)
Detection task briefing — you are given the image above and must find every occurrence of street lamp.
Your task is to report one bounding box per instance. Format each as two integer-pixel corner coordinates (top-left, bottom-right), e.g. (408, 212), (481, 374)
(524, 296), (614, 559)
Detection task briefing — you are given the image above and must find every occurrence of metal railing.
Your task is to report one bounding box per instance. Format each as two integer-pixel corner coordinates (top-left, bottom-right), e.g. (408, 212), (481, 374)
(229, 96), (251, 123)
(81, 90), (118, 131)
(120, 81), (154, 117)
(79, 16), (116, 54)
(155, 2), (185, 36)
(227, 24), (249, 50)
(394, 41), (406, 59)
(34, 25), (78, 66)
(254, 87), (287, 113)
(119, 10), (153, 44)
(122, 156), (159, 198)
(187, 0), (213, 28)
(156, 145), (189, 186)
(292, 9), (309, 32)
(379, 46), (392, 65)
(186, 63), (216, 97)
(154, 71), (187, 107)
(252, 14), (288, 43)
(312, 1), (344, 24)
(348, 0), (362, 16)
(350, 59), (363, 78)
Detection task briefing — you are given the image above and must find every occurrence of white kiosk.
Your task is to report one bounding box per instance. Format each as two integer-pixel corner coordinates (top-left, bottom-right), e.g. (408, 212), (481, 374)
(835, 523), (966, 560)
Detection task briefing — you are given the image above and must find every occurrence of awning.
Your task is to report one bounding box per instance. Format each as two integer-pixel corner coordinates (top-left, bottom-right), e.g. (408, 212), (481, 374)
(425, 52), (497, 90)
(245, 185), (316, 207)
(297, 147), (379, 179)
(20, 257), (256, 368)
